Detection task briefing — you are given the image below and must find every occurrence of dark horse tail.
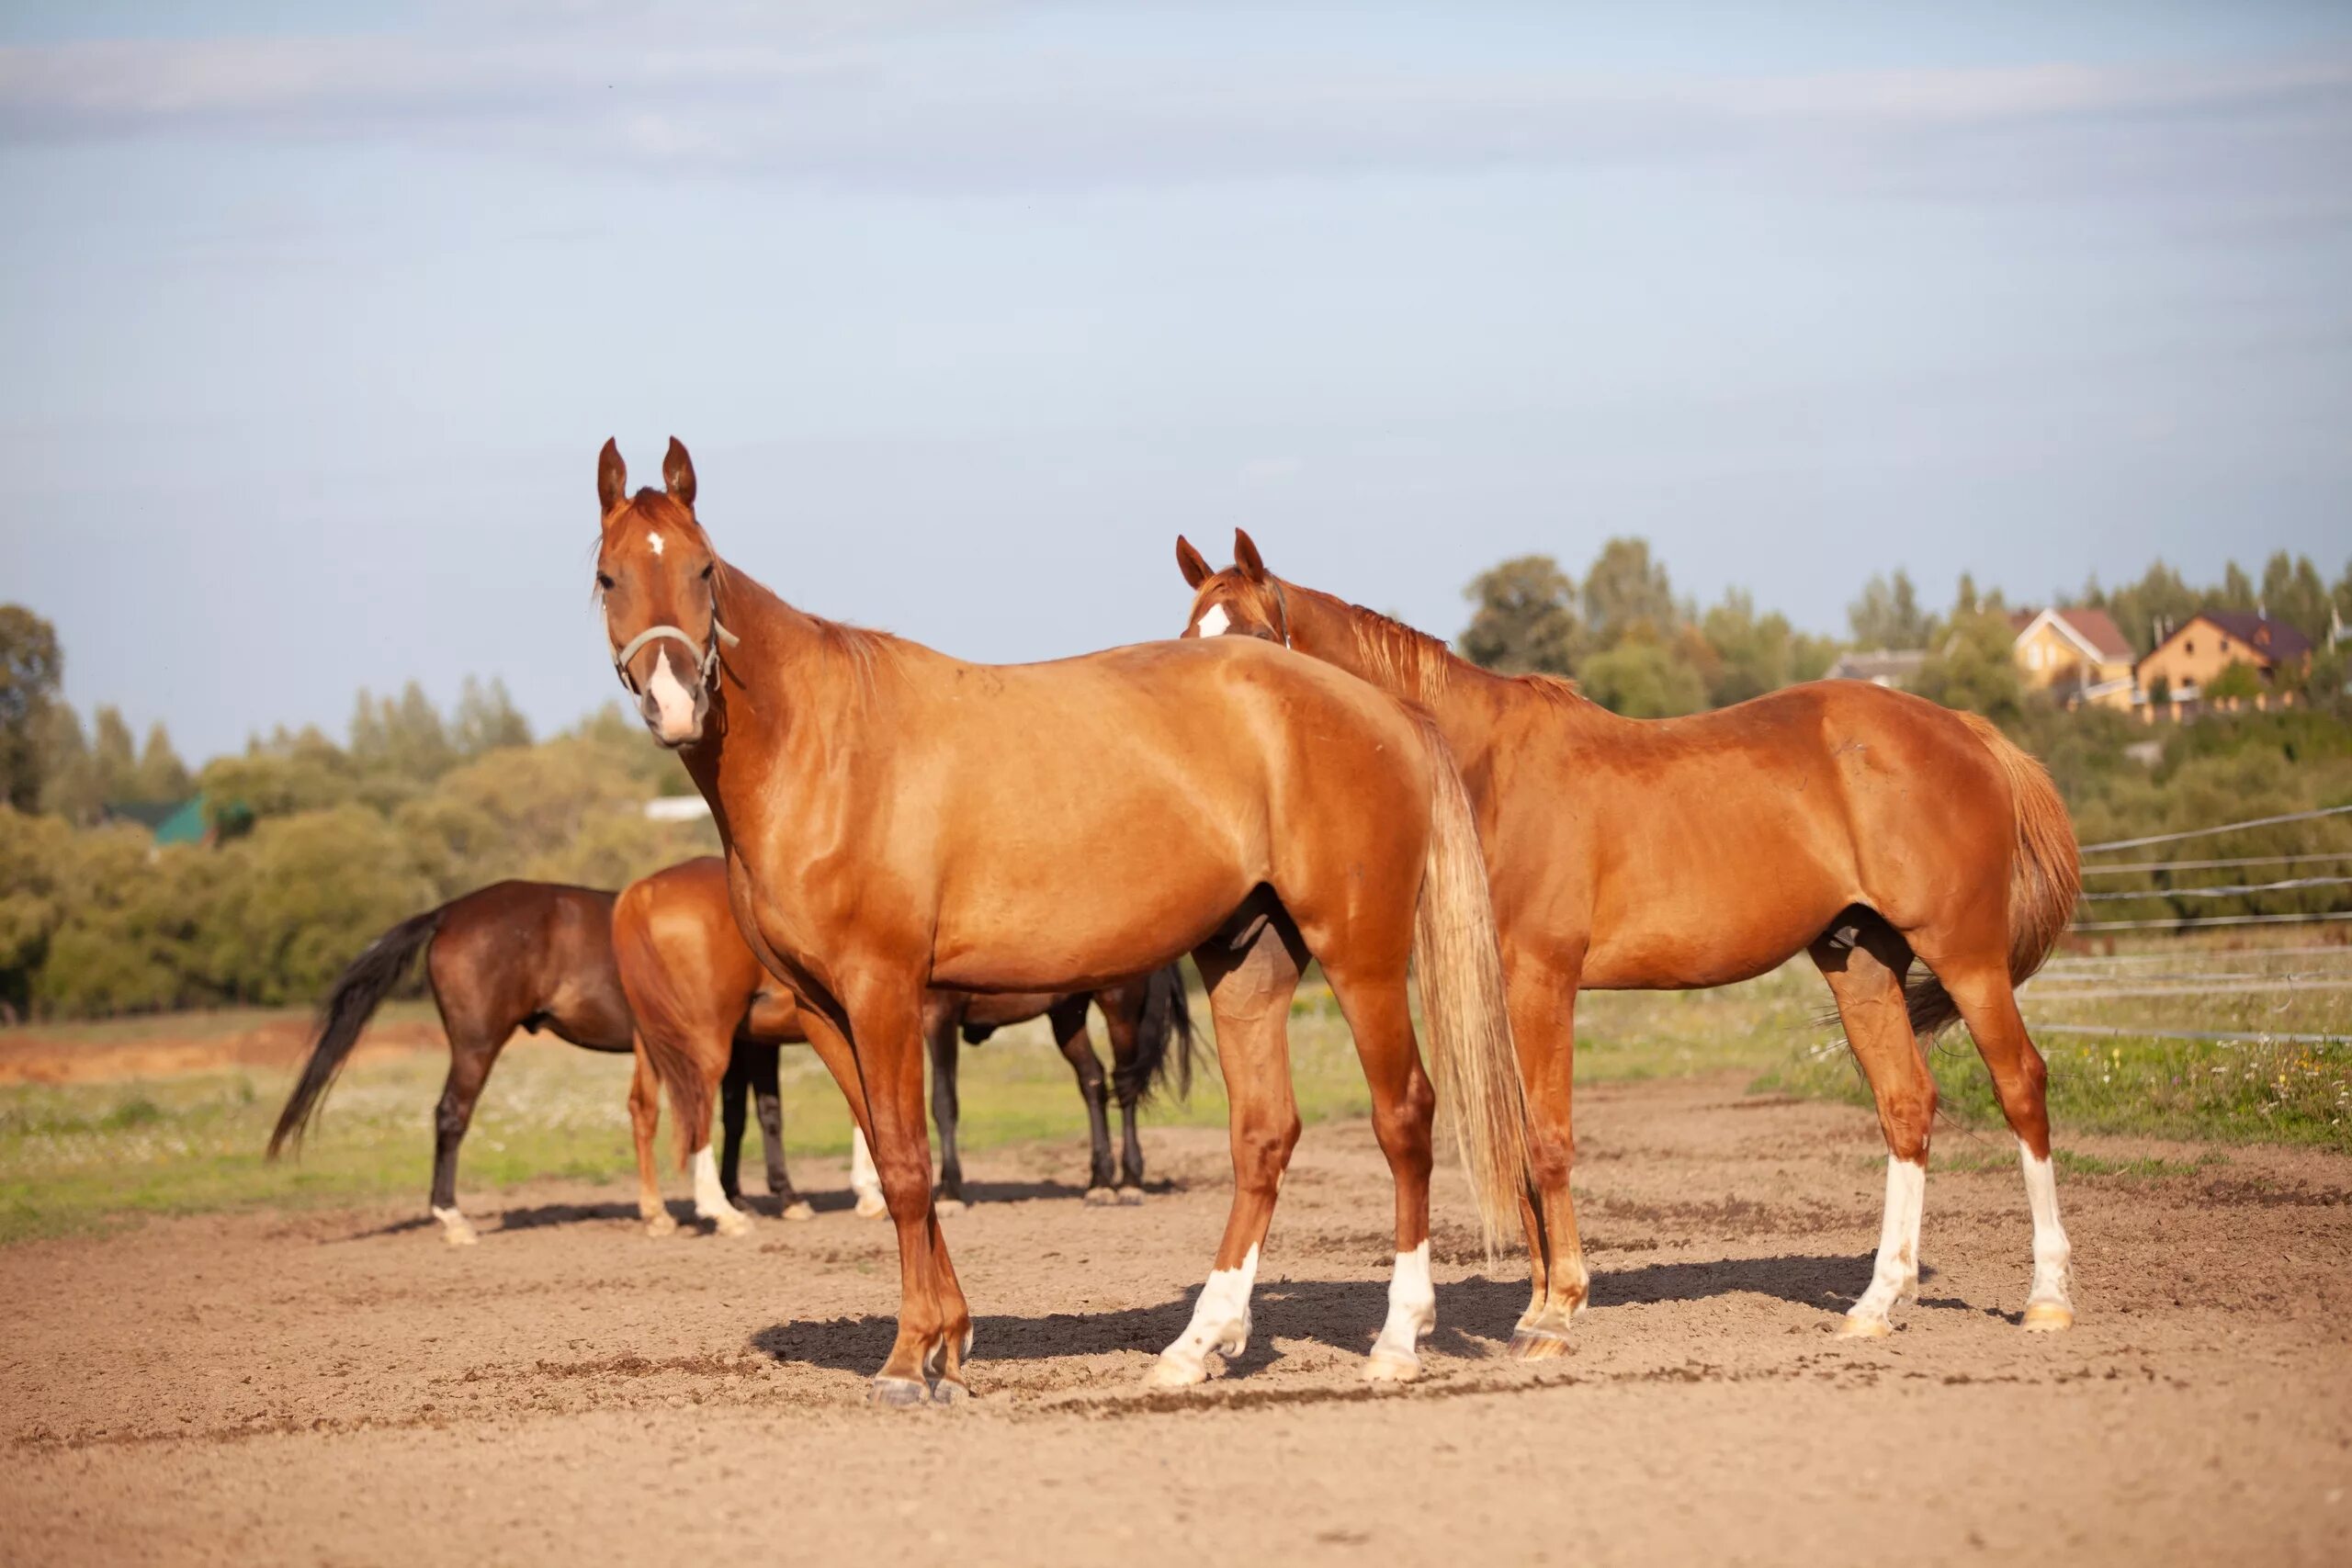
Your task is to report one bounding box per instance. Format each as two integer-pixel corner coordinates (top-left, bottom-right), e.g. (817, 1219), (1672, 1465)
(1907, 714), (2083, 1038)
(1115, 964), (1198, 1105)
(267, 906), (445, 1158)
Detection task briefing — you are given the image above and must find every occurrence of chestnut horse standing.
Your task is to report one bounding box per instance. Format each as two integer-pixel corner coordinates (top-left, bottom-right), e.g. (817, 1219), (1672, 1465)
(591, 438), (1526, 1403)
(267, 879), (795, 1244)
(615, 856), (1195, 1232)
(1175, 531), (2081, 1344)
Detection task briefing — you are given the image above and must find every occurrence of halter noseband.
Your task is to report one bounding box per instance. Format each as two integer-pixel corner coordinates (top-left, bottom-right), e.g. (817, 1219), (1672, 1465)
(611, 617), (739, 694)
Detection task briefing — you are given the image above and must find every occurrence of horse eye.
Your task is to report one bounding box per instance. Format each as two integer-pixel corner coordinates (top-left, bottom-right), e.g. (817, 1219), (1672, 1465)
(700, 563), (715, 582)
(596, 573), (615, 591)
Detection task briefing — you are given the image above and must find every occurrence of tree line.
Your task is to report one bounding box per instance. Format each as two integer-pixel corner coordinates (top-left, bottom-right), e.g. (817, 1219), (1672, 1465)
(3, 541), (2348, 1020)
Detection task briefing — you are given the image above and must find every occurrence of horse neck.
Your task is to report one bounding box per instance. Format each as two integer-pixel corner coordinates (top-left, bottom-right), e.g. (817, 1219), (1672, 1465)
(685, 567), (879, 808)
(1283, 582), (1511, 752)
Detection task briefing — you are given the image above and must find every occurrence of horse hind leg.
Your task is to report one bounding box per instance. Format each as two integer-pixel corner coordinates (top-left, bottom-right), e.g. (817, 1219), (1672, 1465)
(750, 1043), (811, 1220)
(1322, 964), (1438, 1382)
(427, 1032), (503, 1247)
(1928, 949), (2075, 1332)
(927, 1003), (971, 1214)
(1809, 913), (1937, 1337)
(1147, 905), (1305, 1389)
(628, 1043), (677, 1237)
(1049, 996), (1119, 1203)
(1503, 944), (1589, 1359)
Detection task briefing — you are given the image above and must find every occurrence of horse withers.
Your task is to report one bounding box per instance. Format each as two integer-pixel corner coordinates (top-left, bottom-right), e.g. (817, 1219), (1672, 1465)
(591, 438), (1526, 1403)
(1175, 529), (2080, 1343)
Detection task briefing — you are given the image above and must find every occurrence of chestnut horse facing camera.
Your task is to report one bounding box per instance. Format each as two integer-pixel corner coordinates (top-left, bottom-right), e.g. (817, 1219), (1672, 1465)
(1176, 530), (2081, 1345)
(592, 437), (1526, 1404)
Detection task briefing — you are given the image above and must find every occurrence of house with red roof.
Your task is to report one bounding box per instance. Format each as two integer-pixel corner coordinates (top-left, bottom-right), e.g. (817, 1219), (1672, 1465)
(2008, 606), (2137, 711)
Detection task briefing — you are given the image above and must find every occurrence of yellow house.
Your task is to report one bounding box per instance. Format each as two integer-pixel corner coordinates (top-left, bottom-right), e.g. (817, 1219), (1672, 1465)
(2009, 607), (2136, 709)
(2136, 612), (2314, 711)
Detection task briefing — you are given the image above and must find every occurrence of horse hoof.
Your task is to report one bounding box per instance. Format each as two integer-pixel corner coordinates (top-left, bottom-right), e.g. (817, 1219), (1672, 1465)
(1115, 1186), (1146, 1206)
(1142, 1356), (1206, 1390)
(869, 1376), (930, 1409)
(781, 1201), (816, 1223)
(1363, 1352), (1420, 1384)
(709, 1210), (752, 1238)
(2022, 1301), (2075, 1333)
(1083, 1187), (1118, 1207)
(438, 1222), (480, 1247)
(930, 1378), (971, 1407)
(1505, 1328), (1573, 1361)
(643, 1212), (678, 1238)
(854, 1192), (888, 1220)
(1837, 1313), (1894, 1339)
(933, 1197), (968, 1216)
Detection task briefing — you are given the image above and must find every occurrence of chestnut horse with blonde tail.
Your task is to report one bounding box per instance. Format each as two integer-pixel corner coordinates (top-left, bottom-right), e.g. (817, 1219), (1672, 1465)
(591, 439), (1527, 1405)
(1176, 530), (2081, 1345)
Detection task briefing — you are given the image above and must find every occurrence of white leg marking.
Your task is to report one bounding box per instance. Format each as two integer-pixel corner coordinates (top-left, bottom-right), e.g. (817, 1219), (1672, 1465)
(431, 1204), (479, 1247)
(647, 530), (664, 557)
(1366, 1240), (1435, 1381)
(1841, 1156), (1924, 1337)
(851, 1128), (888, 1218)
(1145, 1245), (1261, 1387)
(1193, 604), (1230, 637)
(692, 1146), (749, 1235)
(2019, 1142), (2075, 1330)
(642, 649), (698, 739)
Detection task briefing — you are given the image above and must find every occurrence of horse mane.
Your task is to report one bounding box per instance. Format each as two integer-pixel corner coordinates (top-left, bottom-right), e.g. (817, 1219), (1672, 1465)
(1303, 585), (1589, 708)
(710, 556), (903, 702)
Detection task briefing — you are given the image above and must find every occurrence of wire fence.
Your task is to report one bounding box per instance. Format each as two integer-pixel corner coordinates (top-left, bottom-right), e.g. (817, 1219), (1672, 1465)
(2071, 800), (2352, 934)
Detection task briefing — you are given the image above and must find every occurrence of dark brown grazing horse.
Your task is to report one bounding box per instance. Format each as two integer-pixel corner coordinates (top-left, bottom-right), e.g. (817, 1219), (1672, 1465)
(1175, 530), (2083, 1343)
(592, 438), (1525, 1404)
(613, 856), (1194, 1232)
(266, 879), (794, 1245)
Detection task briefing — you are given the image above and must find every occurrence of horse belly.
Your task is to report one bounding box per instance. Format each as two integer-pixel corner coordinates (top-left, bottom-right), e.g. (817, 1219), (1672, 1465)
(927, 856), (1249, 995)
(1579, 830), (1854, 990)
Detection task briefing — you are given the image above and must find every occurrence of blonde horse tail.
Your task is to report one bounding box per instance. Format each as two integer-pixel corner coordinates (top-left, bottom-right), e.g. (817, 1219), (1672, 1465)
(1905, 713), (2082, 1038)
(1408, 717), (1530, 1258)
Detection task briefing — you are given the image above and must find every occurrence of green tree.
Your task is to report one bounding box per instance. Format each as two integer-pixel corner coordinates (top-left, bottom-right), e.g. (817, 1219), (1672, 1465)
(1458, 556), (1581, 675)
(2089, 561), (2199, 656)
(198, 728), (363, 826)
(2219, 561), (2256, 613)
(454, 675), (534, 756)
(1912, 610), (2025, 721)
(36, 705), (102, 825)
(1577, 629), (1709, 717)
(133, 721), (191, 804)
(2203, 660), (2264, 703)
(2260, 552), (2333, 647)
(1580, 538), (1679, 649)
(0, 806), (73, 1018)
(1847, 570), (1937, 650)
(90, 706), (138, 806)
(1700, 590), (1809, 706)
(200, 807), (435, 1005)
(0, 605), (63, 812)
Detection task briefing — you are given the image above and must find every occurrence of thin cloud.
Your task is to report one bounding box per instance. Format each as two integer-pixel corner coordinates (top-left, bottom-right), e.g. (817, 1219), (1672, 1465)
(2, 17), (2346, 205)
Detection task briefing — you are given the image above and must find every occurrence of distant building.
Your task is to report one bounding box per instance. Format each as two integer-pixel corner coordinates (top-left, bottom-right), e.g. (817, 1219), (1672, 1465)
(2007, 607), (2136, 711)
(2136, 611), (2313, 716)
(100, 795), (210, 847)
(1826, 649), (1927, 690)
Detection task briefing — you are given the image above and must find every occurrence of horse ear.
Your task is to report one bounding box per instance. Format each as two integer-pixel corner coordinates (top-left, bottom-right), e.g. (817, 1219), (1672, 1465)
(1176, 536), (1213, 589)
(662, 437), (696, 508)
(1233, 527), (1268, 583)
(597, 439), (628, 516)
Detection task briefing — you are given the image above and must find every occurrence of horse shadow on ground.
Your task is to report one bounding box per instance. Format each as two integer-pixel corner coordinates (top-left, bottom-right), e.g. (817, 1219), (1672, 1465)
(749, 1251), (1947, 1374)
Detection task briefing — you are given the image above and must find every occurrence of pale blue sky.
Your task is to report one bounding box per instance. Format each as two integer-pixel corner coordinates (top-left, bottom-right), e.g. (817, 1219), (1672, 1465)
(3, 1), (2348, 761)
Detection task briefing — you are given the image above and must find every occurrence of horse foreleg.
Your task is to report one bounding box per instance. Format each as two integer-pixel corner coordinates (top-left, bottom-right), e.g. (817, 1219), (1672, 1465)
(927, 1002), (969, 1213)
(749, 1043), (810, 1220)
(718, 1047), (752, 1204)
(830, 986), (972, 1406)
(1051, 996), (1117, 1202)
(1325, 966), (1437, 1382)
(1099, 993), (1148, 1200)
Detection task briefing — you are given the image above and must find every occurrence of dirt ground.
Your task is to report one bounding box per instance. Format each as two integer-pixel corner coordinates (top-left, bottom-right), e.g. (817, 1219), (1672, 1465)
(4, 1073), (2347, 1568)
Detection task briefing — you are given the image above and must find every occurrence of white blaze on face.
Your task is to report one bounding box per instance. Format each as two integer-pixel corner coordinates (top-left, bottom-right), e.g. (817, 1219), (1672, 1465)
(647, 531), (665, 557)
(1193, 603), (1231, 637)
(642, 648), (698, 739)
